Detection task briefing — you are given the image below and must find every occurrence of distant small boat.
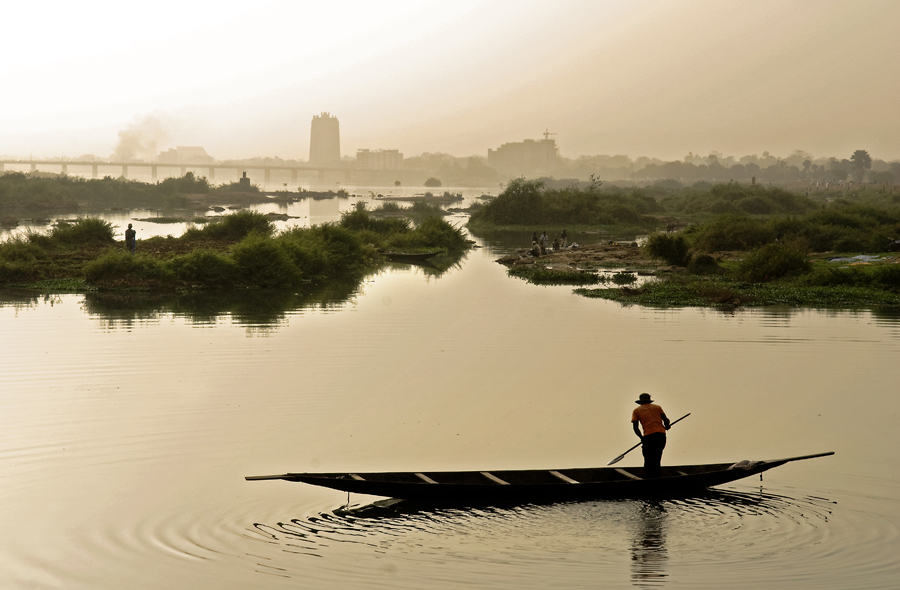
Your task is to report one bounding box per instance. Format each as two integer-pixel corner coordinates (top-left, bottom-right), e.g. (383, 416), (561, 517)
(247, 452), (834, 504)
(385, 251), (441, 262)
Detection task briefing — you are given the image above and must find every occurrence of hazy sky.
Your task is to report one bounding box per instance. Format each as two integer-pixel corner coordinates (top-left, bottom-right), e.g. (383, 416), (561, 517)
(2, 0), (899, 162)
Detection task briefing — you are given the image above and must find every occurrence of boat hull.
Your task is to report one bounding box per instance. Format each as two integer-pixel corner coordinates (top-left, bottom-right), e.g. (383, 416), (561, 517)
(247, 453), (833, 505)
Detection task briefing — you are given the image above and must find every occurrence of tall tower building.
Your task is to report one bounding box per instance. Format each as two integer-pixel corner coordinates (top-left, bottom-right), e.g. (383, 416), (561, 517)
(309, 112), (341, 166)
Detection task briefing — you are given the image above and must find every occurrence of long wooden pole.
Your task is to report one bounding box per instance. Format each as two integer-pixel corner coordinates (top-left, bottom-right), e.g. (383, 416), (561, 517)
(607, 412), (691, 466)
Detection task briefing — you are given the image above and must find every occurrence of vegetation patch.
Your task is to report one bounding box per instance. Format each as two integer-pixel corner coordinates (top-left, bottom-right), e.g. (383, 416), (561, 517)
(735, 243), (811, 282)
(575, 276), (900, 308)
(467, 177), (662, 233)
(1, 209), (469, 294)
(0, 171), (212, 212)
(508, 265), (603, 285)
(645, 232), (691, 266)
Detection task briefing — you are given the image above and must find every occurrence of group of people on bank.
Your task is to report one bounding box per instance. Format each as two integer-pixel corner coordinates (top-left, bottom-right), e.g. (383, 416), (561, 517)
(530, 229), (570, 257)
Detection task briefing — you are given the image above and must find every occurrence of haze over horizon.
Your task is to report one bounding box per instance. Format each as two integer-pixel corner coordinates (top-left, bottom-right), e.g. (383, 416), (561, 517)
(2, 0), (899, 163)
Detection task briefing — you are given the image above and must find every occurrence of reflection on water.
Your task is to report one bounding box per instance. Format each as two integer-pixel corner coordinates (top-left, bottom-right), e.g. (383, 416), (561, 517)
(631, 502), (668, 588)
(242, 489), (840, 587)
(0, 251), (468, 329)
(80, 284), (360, 328)
(3, 217), (900, 590)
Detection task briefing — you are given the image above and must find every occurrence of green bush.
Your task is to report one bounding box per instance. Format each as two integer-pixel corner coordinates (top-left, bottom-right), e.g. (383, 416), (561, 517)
(0, 235), (48, 263)
(871, 265), (900, 289)
(611, 272), (638, 285)
(167, 249), (238, 287)
(737, 243), (811, 282)
(508, 265), (602, 285)
(230, 234), (301, 288)
(370, 201), (402, 213)
(800, 264), (900, 291)
(279, 231), (333, 283)
(0, 259), (44, 282)
(645, 232), (691, 266)
(408, 201), (445, 218)
(84, 251), (174, 284)
(50, 218), (116, 245)
(469, 178), (544, 225)
(688, 253), (723, 275)
(158, 171), (209, 195)
(340, 207), (410, 234)
(386, 216), (468, 251)
(468, 178), (661, 229)
(687, 215), (773, 252)
(184, 211), (273, 241)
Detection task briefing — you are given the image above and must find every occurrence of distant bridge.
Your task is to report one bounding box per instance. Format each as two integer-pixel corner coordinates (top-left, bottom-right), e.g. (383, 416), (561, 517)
(0, 158), (368, 183)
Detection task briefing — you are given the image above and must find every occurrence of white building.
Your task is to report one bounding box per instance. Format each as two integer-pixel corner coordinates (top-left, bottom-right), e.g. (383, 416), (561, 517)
(157, 146), (212, 164)
(488, 137), (559, 175)
(356, 149), (404, 170)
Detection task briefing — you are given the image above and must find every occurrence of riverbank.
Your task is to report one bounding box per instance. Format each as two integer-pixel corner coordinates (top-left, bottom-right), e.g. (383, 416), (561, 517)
(0, 210), (470, 293)
(496, 242), (900, 307)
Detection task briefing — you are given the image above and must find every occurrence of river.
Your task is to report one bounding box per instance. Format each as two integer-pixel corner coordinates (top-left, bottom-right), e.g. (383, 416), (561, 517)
(1, 194), (899, 589)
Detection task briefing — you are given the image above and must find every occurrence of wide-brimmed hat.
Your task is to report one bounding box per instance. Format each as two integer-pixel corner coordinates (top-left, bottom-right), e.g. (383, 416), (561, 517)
(635, 393), (654, 404)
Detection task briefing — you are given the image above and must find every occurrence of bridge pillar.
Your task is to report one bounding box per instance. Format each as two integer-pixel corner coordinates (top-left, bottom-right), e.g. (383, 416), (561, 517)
(92, 164), (98, 178)
(0, 163), (4, 172)
(318, 169), (326, 183)
(180, 166), (187, 176)
(30, 162), (37, 172)
(121, 165), (128, 179)
(209, 166), (215, 180)
(264, 168), (271, 183)
(151, 165), (157, 181)
(61, 163), (68, 175)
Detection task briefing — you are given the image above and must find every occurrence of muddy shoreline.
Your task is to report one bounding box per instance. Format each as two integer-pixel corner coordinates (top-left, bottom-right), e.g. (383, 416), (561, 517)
(495, 241), (670, 271)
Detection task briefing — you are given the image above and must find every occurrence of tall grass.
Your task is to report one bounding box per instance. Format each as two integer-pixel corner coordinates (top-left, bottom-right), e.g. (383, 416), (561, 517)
(167, 249), (238, 287)
(50, 218), (116, 245)
(231, 234), (302, 288)
(0, 171), (210, 211)
(661, 183), (817, 216)
(0, 233), (48, 282)
(467, 177), (661, 229)
(83, 251), (175, 286)
(645, 233), (691, 266)
(736, 243), (811, 282)
(684, 201), (900, 254)
(683, 214), (774, 252)
(183, 210), (273, 241)
(385, 216), (469, 251)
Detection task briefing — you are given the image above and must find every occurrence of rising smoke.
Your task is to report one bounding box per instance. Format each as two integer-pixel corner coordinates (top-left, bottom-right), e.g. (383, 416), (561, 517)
(111, 115), (170, 161)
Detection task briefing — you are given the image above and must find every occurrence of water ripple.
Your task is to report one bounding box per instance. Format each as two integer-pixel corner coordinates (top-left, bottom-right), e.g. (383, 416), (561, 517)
(231, 488), (898, 589)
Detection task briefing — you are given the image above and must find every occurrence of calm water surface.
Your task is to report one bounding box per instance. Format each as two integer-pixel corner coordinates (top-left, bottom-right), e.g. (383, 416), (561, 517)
(1, 207), (899, 589)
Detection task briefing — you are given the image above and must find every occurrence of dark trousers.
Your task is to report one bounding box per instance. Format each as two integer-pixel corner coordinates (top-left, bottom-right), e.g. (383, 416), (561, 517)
(642, 432), (667, 478)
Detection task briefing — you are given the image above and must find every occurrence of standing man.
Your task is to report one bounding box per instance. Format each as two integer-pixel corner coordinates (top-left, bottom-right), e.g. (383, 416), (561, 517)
(124, 223), (137, 256)
(631, 393), (671, 478)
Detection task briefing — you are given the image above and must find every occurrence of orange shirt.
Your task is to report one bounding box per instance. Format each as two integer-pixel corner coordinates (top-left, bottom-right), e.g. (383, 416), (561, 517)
(631, 404), (667, 436)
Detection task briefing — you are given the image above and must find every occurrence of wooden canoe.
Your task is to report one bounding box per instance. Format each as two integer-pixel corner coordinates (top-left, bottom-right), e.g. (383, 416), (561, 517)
(246, 452), (834, 504)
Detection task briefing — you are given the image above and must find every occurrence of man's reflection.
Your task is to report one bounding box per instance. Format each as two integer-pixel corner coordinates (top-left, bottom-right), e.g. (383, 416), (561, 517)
(630, 501), (668, 588)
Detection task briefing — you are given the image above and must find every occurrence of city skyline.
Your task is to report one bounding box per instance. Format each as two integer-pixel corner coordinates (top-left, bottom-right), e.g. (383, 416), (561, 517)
(2, 1), (899, 162)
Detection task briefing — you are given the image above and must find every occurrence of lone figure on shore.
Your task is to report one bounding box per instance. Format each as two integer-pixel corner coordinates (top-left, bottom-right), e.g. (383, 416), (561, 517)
(125, 223), (137, 256)
(631, 393), (671, 478)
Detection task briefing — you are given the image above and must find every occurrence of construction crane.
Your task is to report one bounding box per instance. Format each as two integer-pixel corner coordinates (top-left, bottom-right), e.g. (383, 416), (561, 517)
(543, 129), (557, 141)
